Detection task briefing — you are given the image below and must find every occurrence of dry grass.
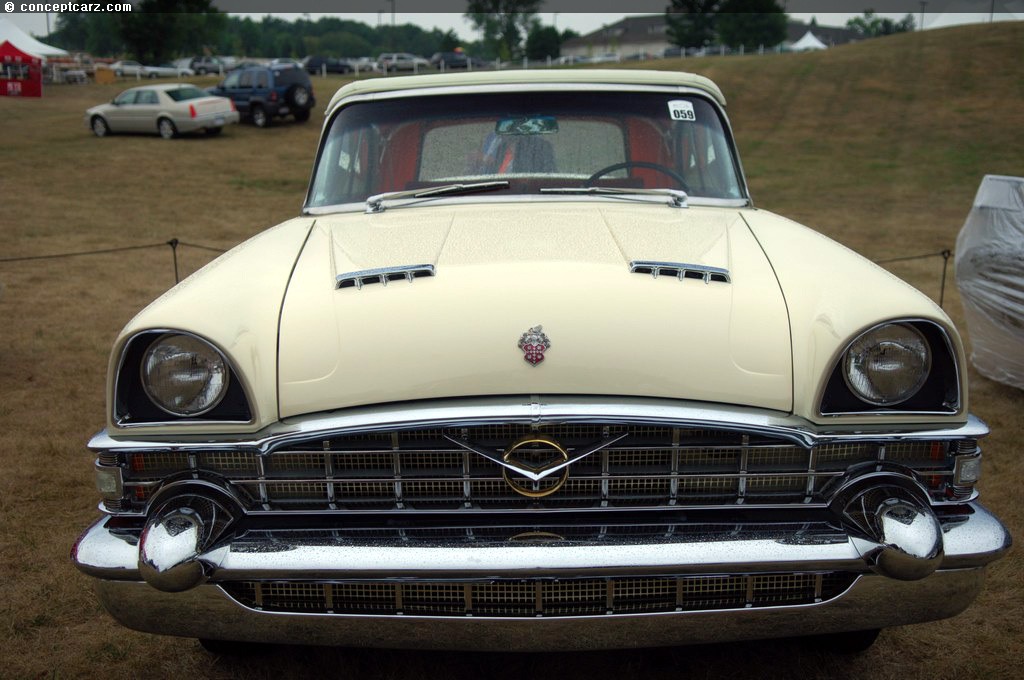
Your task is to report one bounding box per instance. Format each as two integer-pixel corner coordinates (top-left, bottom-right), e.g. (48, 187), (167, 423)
(0, 23), (1021, 678)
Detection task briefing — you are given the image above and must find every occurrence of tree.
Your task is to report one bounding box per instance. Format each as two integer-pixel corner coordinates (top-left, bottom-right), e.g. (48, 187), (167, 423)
(846, 10), (915, 37)
(465, 0), (541, 59)
(665, 0), (720, 49)
(525, 23), (561, 60)
(50, 12), (122, 55)
(715, 0), (787, 49)
(438, 29), (461, 52)
(116, 0), (223, 63)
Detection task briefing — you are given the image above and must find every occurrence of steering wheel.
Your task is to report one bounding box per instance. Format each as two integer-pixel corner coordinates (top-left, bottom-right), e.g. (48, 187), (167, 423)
(585, 161), (689, 191)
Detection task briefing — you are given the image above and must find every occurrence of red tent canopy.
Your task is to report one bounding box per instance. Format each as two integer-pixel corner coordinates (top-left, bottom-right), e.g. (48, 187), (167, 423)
(0, 40), (42, 98)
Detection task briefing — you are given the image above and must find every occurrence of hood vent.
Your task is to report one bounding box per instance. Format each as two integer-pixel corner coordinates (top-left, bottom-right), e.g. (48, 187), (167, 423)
(630, 260), (730, 284)
(336, 264), (435, 290)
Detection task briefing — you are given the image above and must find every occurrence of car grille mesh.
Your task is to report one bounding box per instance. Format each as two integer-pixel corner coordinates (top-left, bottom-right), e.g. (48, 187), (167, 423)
(115, 423), (962, 512)
(220, 572), (856, 617)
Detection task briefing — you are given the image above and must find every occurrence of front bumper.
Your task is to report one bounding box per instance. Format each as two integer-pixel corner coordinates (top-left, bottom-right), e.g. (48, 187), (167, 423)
(73, 503), (1009, 650)
(91, 570), (986, 651)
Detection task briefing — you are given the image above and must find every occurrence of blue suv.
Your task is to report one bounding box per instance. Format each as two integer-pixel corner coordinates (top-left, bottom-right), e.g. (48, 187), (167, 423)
(207, 65), (315, 127)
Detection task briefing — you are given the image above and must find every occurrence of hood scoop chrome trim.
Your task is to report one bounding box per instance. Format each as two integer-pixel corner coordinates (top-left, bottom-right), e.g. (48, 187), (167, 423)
(336, 264), (435, 290)
(630, 260), (730, 284)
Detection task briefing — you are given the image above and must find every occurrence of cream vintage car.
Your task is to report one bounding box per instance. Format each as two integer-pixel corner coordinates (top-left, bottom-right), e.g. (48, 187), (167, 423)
(72, 70), (1009, 654)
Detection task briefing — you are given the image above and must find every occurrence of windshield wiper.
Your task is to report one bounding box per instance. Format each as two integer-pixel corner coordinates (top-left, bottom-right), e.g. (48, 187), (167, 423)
(366, 181), (510, 213)
(539, 186), (688, 208)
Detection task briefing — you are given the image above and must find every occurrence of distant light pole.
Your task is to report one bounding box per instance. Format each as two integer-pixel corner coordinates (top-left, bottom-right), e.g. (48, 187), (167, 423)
(919, 1), (927, 30)
(553, 13), (559, 30)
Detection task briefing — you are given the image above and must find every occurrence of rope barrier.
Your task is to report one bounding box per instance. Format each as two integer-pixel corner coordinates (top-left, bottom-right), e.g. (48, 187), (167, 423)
(0, 242), (169, 263)
(872, 249), (952, 308)
(0, 241), (954, 306)
(0, 239), (228, 284)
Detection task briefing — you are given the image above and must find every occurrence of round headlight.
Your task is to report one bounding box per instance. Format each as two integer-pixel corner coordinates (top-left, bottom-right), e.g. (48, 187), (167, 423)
(141, 334), (229, 416)
(843, 323), (931, 406)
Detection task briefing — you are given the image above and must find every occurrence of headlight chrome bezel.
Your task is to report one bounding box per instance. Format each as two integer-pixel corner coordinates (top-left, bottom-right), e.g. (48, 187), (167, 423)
(820, 319), (961, 416)
(113, 330), (254, 426)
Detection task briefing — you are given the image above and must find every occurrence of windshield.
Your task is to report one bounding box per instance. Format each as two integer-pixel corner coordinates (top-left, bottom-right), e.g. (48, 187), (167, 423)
(307, 90), (746, 209)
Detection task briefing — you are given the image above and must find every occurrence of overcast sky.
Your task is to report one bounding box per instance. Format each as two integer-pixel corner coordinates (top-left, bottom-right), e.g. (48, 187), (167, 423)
(5, 10), (1020, 44)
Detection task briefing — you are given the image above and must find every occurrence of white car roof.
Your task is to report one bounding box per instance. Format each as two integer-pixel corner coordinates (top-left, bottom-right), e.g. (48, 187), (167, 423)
(326, 69), (727, 118)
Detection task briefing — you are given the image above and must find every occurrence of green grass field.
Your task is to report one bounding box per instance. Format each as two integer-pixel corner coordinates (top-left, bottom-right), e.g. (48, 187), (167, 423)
(0, 23), (1021, 678)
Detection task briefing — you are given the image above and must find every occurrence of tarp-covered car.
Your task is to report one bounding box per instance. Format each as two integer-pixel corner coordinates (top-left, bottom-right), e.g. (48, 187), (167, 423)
(956, 174), (1024, 390)
(73, 70), (1009, 653)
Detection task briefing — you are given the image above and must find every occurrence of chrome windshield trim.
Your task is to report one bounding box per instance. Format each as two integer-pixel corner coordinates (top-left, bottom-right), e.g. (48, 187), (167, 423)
(327, 82), (725, 113)
(302, 195), (750, 217)
(306, 83), (752, 210)
(90, 397), (988, 454)
(540, 187), (688, 208)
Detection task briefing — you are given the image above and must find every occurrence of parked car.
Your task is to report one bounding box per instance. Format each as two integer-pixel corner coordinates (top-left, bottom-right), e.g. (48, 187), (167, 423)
(84, 83), (239, 139)
(144, 63), (196, 78)
(227, 60), (265, 72)
(73, 69), (1009, 654)
(302, 55), (354, 74)
(189, 56), (226, 75)
(429, 51), (469, 69)
(346, 56), (380, 73)
(108, 60), (145, 77)
(206, 64), (315, 127)
(377, 52), (430, 72)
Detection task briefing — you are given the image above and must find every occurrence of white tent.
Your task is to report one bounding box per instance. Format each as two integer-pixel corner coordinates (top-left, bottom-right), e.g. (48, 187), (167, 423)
(0, 17), (68, 59)
(791, 31), (828, 51)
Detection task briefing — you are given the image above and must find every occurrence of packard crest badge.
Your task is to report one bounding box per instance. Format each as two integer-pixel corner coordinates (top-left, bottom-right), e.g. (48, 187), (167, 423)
(518, 325), (550, 366)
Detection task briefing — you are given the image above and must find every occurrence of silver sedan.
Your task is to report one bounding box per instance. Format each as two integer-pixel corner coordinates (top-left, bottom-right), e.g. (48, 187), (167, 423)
(84, 83), (240, 139)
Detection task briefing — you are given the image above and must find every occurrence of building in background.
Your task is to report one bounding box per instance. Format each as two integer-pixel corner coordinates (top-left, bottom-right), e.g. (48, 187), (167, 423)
(561, 14), (859, 60)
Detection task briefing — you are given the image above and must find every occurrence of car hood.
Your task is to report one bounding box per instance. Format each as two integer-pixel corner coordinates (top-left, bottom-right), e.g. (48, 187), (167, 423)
(277, 203), (792, 417)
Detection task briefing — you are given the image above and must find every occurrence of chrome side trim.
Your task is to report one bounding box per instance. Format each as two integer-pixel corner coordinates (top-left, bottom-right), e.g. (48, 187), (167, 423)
(630, 260), (731, 284)
(336, 264), (435, 290)
(91, 397), (988, 455)
(90, 570), (987, 649)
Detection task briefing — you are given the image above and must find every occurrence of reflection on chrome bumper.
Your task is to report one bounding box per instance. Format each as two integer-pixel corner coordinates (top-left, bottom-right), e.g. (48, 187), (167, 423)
(92, 570), (987, 650)
(73, 503), (1010, 582)
(72, 502), (1009, 648)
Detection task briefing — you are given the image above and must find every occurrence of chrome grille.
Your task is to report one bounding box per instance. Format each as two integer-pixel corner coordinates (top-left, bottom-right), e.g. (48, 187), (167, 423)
(221, 572), (856, 617)
(116, 423), (962, 512)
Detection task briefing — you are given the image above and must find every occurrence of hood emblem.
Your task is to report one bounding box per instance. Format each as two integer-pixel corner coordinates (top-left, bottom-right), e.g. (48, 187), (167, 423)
(518, 325), (550, 366)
